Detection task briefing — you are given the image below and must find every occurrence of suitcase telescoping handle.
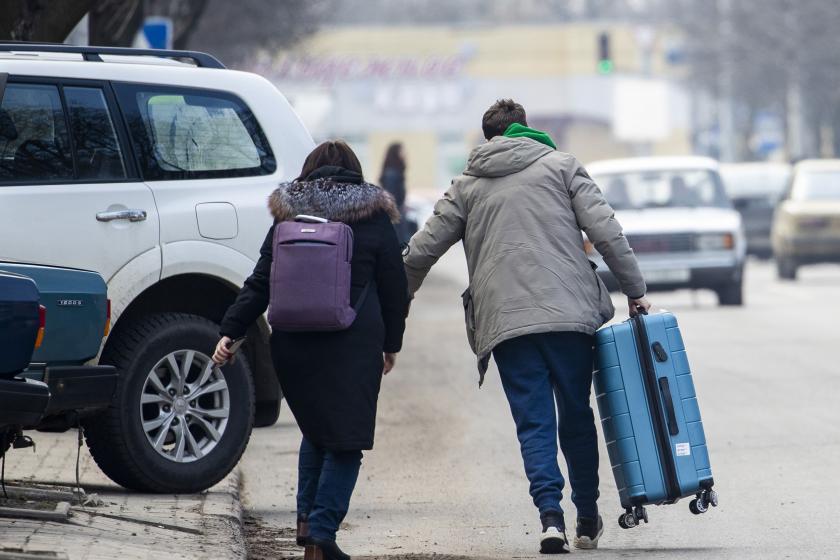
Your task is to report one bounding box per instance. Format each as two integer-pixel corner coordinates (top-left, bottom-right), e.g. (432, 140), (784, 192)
(632, 308), (680, 437)
(658, 377), (680, 436)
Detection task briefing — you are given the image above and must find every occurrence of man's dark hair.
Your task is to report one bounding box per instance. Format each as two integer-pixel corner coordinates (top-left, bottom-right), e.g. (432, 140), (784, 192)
(482, 99), (527, 140)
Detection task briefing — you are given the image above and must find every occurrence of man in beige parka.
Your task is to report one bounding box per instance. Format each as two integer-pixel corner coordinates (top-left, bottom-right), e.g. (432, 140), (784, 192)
(403, 99), (650, 554)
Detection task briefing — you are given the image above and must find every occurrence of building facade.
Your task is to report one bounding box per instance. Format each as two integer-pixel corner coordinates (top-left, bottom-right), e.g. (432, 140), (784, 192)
(257, 22), (691, 196)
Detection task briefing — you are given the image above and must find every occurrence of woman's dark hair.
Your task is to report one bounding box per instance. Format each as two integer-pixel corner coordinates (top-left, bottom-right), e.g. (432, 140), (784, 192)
(381, 142), (405, 175)
(482, 98), (527, 140)
(297, 140), (364, 181)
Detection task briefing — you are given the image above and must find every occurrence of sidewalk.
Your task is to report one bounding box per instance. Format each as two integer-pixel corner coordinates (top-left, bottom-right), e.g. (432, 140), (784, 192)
(0, 431), (246, 560)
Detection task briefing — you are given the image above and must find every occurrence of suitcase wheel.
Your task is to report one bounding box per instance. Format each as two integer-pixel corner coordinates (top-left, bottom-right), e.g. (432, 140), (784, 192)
(690, 489), (719, 515)
(689, 498), (707, 515)
(618, 512), (636, 529)
(618, 506), (648, 529)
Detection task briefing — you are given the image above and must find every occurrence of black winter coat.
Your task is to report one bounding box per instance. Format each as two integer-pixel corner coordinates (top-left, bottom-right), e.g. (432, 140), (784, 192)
(380, 167), (406, 210)
(219, 167), (409, 450)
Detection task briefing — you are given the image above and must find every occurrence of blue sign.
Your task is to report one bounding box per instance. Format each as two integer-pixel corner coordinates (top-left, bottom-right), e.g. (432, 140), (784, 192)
(142, 17), (173, 50)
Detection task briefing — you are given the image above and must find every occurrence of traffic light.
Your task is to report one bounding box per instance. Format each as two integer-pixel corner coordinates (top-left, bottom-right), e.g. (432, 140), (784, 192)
(597, 32), (613, 74)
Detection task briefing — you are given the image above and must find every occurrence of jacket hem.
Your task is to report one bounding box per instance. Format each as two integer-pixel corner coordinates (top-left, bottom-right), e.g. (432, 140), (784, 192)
(477, 320), (598, 362)
(304, 437), (374, 451)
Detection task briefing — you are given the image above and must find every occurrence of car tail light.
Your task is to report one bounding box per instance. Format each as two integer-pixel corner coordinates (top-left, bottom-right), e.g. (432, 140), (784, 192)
(35, 305), (46, 349)
(104, 299), (111, 337)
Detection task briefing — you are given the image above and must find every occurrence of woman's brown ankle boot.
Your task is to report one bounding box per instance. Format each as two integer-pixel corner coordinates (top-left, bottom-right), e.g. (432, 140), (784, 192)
(304, 544), (325, 560)
(303, 537), (350, 560)
(297, 514), (310, 546)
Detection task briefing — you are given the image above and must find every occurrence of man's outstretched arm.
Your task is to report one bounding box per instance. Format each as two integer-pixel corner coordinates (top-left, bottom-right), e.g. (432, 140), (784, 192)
(403, 182), (467, 297)
(564, 157), (650, 315)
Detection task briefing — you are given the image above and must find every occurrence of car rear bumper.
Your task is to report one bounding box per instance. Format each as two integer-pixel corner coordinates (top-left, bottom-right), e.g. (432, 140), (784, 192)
(42, 365), (118, 415)
(745, 234), (773, 256)
(0, 378), (50, 428)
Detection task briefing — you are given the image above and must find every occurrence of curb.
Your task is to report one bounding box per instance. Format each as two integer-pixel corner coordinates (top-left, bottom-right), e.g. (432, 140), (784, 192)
(200, 468), (248, 559)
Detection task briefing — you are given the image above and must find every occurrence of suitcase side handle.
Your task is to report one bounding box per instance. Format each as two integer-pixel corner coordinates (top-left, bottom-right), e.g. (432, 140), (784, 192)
(658, 377), (680, 436)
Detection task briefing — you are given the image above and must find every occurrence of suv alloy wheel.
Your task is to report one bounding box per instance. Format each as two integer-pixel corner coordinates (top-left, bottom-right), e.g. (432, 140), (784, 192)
(84, 313), (254, 493)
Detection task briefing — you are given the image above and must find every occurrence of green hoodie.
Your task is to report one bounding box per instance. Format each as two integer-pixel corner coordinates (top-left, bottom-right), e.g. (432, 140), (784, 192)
(503, 122), (557, 150)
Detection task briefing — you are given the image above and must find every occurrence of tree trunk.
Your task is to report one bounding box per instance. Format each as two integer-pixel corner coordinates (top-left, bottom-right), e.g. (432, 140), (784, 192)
(89, 0), (144, 47)
(0, 0), (93, 42)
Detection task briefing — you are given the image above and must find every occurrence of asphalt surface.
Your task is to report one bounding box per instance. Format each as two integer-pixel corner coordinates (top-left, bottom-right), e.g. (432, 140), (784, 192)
(241, 250), (840, 559)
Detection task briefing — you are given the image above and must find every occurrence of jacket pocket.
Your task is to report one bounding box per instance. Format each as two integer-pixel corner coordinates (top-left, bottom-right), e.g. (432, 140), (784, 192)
(461, 288), (478, 354)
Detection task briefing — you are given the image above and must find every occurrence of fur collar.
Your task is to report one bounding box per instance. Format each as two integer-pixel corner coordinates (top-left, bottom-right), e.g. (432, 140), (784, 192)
(269, 178), (400, 224)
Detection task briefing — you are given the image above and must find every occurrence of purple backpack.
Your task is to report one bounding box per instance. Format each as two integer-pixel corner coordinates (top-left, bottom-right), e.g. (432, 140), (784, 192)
(268, 215), (368, 331)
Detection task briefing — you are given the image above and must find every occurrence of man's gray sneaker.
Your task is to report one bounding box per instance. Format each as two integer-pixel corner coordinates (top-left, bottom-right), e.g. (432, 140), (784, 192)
(539, 511), (570, 554)
(573, 515), (604, 550)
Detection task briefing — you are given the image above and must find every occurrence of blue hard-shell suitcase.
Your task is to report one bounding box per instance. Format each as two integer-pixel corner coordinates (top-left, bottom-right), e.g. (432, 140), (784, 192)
(594, 311), (718, 528)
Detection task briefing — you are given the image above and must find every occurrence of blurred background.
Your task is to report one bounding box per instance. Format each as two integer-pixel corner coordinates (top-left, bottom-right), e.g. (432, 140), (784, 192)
(5, 0), (840, 194)
(4, 5), (840, 556)
(7, 0), (840, 281)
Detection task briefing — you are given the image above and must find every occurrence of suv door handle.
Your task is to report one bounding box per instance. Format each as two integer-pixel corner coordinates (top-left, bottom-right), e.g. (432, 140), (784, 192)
(96, 209), (147, 223)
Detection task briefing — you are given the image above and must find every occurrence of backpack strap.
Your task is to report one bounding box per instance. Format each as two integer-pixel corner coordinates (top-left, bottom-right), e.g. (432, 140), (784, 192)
(353, 282), (372, 313)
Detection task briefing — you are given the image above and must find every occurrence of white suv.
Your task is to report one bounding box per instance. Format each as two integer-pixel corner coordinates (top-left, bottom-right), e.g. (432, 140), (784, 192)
(0, 44), (313, 492)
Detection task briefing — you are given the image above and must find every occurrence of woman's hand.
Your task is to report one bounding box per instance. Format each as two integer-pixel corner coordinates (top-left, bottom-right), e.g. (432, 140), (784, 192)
(383, 353), (397, 375)
(213, 336), (234, 365)
(628, 296), (652, 317)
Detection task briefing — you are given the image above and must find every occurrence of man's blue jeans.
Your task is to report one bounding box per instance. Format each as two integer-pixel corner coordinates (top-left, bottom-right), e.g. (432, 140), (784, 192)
(296, 437), (363, 541)
(493, 331), (599, 521)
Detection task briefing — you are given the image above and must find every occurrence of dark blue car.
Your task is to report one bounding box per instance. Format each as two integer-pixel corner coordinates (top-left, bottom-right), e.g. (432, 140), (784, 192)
(1, 264), (116, 450)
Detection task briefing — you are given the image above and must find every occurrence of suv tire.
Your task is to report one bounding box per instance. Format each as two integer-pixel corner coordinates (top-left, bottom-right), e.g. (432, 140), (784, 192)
(716, 277), (744, 306)
(84, 313), (254, 493)
(777, 257), (798, 281)
(255, 399), (282, 427)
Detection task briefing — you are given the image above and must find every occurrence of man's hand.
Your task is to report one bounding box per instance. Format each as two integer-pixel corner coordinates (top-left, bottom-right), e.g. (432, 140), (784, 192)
(628, 296), (651, 317)
(383, 353), (397, 375)
(212, 336), (234, 365)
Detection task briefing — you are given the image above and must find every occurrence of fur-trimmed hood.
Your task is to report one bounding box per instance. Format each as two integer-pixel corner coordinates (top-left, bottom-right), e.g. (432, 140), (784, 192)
(269, 178), (400, 224)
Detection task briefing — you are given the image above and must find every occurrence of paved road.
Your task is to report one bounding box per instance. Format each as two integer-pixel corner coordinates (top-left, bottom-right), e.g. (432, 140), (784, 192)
(241, 252), (840, 559)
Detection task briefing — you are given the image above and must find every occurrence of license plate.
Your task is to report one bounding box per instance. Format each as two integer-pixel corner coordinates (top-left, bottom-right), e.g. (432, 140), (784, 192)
(644, 269), (690, 284)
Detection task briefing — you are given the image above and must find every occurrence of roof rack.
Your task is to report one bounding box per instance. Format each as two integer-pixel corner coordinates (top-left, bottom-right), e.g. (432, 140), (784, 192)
(0, 43), (225, 69)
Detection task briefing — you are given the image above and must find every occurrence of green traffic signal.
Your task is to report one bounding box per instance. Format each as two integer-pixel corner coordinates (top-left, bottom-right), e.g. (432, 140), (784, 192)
(597, 31), (613, 74)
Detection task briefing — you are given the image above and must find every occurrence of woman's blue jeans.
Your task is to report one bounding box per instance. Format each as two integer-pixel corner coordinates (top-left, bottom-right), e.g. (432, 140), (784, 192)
(296, 437), (363, 541)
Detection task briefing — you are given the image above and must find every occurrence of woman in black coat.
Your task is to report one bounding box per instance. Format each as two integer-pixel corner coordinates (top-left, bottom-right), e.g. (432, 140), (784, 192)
(379, 142), (410, 245)
(213, 141), (408, 560)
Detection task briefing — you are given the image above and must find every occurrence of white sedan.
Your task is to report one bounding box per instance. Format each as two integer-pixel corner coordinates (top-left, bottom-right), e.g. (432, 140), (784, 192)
(586, 156), (747, 306)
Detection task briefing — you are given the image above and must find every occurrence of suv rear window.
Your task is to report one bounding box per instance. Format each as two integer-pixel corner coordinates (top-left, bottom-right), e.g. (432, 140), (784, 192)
(114, 84), (275, 180)
(0, 83), (73, 182)
(64, 86), (127, 181)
